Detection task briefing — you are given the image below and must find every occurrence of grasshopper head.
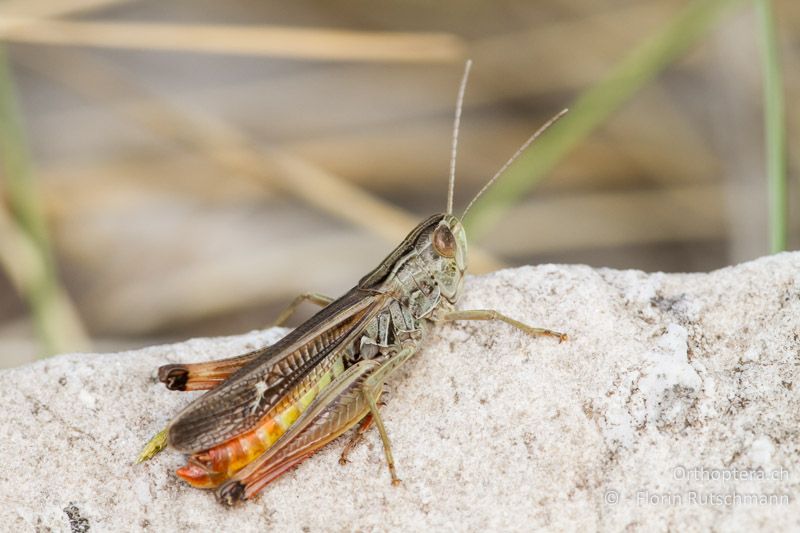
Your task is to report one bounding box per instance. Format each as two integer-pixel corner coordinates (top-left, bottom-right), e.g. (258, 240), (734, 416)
(429, 213), (467, 303)
(358, 213), (467, 304)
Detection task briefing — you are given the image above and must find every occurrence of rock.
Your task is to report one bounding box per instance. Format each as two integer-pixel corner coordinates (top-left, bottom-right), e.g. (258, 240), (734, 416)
(1, 253), (798, 531)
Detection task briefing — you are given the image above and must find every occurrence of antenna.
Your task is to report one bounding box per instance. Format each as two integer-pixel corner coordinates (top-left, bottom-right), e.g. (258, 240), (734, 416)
(462, 108), (568, 218)
(447, 59), (472, 215)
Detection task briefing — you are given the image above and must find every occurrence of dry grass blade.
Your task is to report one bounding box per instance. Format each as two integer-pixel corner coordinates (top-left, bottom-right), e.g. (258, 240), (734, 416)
(266, 152), (503, 272)
(0, 0), (131, 19)
(16, 49), (504, 275)
(0, 19), (466, 63)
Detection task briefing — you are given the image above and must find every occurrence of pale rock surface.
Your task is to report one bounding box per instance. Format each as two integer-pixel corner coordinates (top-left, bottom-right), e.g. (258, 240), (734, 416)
(1, 254), (799, 532)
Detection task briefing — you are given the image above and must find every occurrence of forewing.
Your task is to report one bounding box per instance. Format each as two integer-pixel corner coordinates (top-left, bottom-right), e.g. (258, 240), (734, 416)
(167, 287), (387, 453)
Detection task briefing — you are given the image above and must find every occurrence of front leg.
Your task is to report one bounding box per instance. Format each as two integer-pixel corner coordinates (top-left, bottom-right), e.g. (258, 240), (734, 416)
(442, 310), (567, 342)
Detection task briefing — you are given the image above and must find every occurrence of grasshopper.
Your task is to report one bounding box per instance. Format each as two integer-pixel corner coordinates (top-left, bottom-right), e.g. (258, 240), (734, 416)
(137, 61), (567, 506)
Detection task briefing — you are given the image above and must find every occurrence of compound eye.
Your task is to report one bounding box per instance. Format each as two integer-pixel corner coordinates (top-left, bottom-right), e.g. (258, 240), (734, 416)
(432, 225), (456, 258)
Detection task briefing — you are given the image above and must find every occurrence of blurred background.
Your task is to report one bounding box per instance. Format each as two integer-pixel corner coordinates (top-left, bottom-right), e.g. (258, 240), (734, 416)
(0, 0), (796, 367)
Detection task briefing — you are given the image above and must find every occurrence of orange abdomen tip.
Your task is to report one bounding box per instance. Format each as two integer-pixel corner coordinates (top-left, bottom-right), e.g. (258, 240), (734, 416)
(176, 462), (226, 489)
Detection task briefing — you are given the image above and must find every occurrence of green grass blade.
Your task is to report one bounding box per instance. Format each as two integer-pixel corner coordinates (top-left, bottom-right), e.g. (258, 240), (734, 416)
(0, 45), (89, 356)
(466, 0), (747, 238)
(755, 0), (787, 253)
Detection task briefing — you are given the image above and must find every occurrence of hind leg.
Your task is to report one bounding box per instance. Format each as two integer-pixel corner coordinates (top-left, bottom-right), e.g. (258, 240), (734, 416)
(339, 414), (373, 465)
